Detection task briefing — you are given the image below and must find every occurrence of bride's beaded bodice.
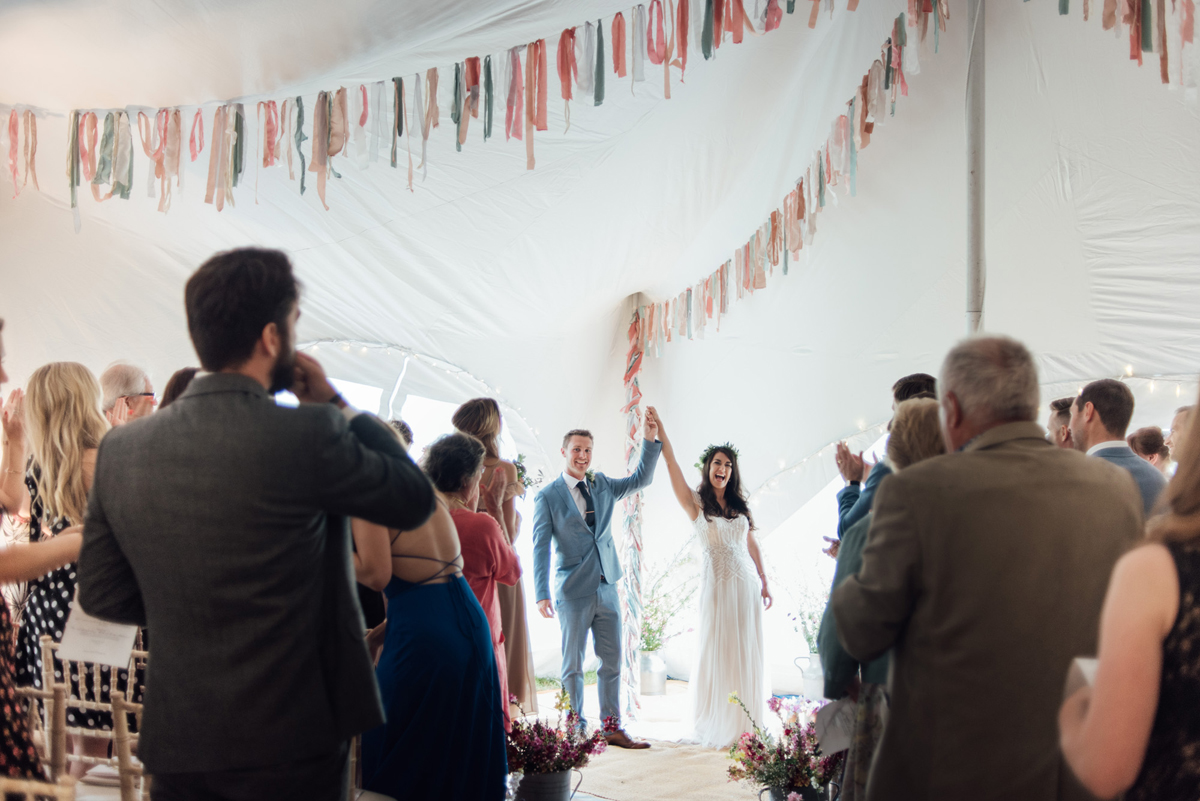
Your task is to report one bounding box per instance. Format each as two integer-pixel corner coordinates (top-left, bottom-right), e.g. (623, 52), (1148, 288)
(693, 511), (755, 583)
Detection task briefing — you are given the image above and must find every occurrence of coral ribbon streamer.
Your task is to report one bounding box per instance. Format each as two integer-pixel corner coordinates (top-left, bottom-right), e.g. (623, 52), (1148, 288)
(190, 110), (204, 162)
(558, 29), (578, 100)
(613, 13), (628, 77)
(648, 0), (667, 63)
(676, 0), (689, 76)
(506, 48), (524, 141)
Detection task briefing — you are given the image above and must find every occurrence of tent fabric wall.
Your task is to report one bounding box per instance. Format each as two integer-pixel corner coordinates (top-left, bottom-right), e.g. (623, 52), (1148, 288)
(1, 0), (1197, 533)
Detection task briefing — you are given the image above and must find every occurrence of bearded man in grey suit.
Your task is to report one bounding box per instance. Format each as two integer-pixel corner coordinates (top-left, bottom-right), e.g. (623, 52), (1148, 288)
(78, 248), (436, 801)
(833, 336), (1143, 801)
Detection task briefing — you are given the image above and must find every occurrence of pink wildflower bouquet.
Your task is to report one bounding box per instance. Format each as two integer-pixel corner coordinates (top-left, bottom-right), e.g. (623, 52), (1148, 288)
(726, 694), (846, 795)
(506, 689), (608, 775)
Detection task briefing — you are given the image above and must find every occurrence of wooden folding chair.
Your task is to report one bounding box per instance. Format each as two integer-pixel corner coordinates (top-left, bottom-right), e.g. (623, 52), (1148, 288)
(0, 776), (76, 800)
(110, 690), (149, 801)
(39, 633), (150, 801)
(14, 683), (67, 780)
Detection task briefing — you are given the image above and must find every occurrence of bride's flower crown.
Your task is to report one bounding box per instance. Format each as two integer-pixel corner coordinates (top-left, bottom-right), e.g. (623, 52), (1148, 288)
(694, 442), (740, 472)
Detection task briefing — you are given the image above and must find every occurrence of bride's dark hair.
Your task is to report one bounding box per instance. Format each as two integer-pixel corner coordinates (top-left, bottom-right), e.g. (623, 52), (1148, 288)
(696, 447), (755, 530)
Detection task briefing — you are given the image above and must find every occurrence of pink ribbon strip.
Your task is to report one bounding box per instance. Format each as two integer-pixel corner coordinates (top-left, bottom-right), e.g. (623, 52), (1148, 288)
(8, 111), (19, 198)
(190, 109), (204, 162)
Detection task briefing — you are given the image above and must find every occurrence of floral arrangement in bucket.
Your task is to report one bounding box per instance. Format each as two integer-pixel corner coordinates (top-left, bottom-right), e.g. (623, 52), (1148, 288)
(638, 551), (697, 653)
(726, 694), (845, 801)
(508, 689), (608, 799)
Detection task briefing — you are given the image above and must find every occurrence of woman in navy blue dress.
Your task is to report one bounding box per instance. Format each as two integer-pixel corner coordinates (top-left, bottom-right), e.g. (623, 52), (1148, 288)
(359, 432), (508, 800)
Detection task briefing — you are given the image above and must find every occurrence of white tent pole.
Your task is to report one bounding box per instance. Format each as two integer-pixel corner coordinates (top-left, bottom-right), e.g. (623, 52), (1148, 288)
(966, 0), (986, 334)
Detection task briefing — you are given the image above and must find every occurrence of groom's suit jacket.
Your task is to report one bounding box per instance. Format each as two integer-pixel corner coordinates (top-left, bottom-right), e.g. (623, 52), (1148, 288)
(532, 439), (661, 603)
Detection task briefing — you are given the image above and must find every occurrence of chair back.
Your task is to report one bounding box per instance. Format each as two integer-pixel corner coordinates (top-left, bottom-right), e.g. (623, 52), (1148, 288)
(38, 633), (150, 801)
(0, 776), (76, 799)
(15, 682), (67, 779)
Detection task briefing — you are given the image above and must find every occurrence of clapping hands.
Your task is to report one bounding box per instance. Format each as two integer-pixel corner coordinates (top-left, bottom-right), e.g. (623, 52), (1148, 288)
(481, 465), (506, 515)
(834, 442), (875, 483)
(1, 389), (24, 444)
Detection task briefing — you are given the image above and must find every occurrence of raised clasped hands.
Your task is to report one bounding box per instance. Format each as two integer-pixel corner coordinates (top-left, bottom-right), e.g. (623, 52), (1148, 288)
(1, 389), (25, 444)
(644, 406), (663, 444)
(291, 352), (339, 405)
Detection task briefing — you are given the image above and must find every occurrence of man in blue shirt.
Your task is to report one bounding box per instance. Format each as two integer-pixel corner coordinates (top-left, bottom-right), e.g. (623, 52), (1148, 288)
(830, 374), (937, 549)
(1069, 378), (1167, 516)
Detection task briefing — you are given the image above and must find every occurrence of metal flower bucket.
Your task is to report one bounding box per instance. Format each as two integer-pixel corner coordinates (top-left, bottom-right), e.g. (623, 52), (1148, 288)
(514, 769), (583, 801)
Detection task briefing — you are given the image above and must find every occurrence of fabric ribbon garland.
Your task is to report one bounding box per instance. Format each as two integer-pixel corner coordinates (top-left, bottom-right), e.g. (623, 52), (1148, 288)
(21, 110), (38, 192)
(596, 19), (606, 105)
(506, 47), (525, 141)
(613, 13), (628, 77)
(205, 105), (226, 209)
(391, 78), (403, 167)
(189, 109), (204, 162)
(525, 39), (548, 170)
(558, 28), (578, 130)
(578, 23), (596, 99)
(676, 0), (690, 76)
(7, 111), (19, 198)
(483, 57), (494, 141)
(633, 5), (648, 83)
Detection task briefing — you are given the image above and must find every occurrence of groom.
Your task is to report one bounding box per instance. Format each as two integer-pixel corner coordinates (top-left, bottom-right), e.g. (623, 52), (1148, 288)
(533, 418), (661, 749)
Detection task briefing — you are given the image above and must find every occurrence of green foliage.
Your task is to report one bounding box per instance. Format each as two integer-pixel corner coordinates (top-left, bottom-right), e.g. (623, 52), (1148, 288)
(639, 547), (698, 652)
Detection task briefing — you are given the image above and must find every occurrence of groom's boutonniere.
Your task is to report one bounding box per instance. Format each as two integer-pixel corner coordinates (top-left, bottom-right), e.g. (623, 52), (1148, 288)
(585, 469), (596, 485)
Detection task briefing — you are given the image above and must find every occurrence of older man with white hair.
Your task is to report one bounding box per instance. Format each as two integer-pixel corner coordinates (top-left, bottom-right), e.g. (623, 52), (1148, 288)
(832, 335), (1143, 801)
(100, 363), (157, 425)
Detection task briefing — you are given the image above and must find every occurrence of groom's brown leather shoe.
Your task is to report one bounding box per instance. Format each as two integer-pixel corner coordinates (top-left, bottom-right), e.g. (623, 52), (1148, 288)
(604, 730), (651, 749)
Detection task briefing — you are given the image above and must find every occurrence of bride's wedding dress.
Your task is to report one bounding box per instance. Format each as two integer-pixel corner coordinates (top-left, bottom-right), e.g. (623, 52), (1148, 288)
(689, 506), (766, 748)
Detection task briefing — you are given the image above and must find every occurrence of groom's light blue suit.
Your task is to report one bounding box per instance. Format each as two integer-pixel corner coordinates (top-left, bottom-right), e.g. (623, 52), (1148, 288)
(532, 439), (661, 726)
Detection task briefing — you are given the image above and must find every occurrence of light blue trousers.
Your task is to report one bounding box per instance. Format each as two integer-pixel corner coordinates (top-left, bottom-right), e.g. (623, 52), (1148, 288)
(556, 580), (622, 728)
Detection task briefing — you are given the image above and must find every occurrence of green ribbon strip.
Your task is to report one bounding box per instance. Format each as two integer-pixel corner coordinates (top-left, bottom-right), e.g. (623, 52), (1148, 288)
(295, 96), (308, 195)
(92, 112), (115, 187)
(67, 110), (80, 209)
(818, 155), (826, 208)
(391, 78), (402, 167)
(232, 105), (244, 187)
(453, 63), (464, 152)
(595, 19), (606, 106)
(112, 112), (133, 200)
(483, 58), (494, 141)
(702, 0), (714, 59)
(787, 0), (795, 11)
(1059, 0), (1069, 13)
(1142, 0), (1154, 52)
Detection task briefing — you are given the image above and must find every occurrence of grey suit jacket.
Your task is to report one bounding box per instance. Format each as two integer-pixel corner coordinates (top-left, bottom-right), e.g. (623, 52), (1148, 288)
(832, 422), (1143, 801)
(78, 373), (436, 775)
(1093, 444), (1167, 516)
(531, 440), (661, 603)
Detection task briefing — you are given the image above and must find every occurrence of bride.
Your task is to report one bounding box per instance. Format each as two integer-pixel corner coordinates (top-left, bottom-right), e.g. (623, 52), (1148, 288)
(647, 407), (771, 748)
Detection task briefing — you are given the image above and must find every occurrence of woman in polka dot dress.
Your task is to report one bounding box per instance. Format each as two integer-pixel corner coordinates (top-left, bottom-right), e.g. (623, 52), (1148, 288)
(15, 362), (141, 778)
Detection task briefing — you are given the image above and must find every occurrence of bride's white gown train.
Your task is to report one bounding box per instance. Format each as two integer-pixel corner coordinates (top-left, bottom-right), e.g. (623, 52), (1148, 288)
(688, 508), (765, 748)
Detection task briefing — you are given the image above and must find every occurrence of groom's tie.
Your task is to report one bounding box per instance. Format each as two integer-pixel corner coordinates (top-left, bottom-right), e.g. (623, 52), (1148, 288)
(577, 480), (597, 535)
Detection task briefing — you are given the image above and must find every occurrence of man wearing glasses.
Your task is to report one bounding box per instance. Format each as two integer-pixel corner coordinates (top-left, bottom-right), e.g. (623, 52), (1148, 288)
(101, 363), (158, 425)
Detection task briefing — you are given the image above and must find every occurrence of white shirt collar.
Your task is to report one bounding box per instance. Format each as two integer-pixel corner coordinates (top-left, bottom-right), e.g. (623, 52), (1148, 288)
(1087, 440), (1130, 457)
(562, 471), (587, 487)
